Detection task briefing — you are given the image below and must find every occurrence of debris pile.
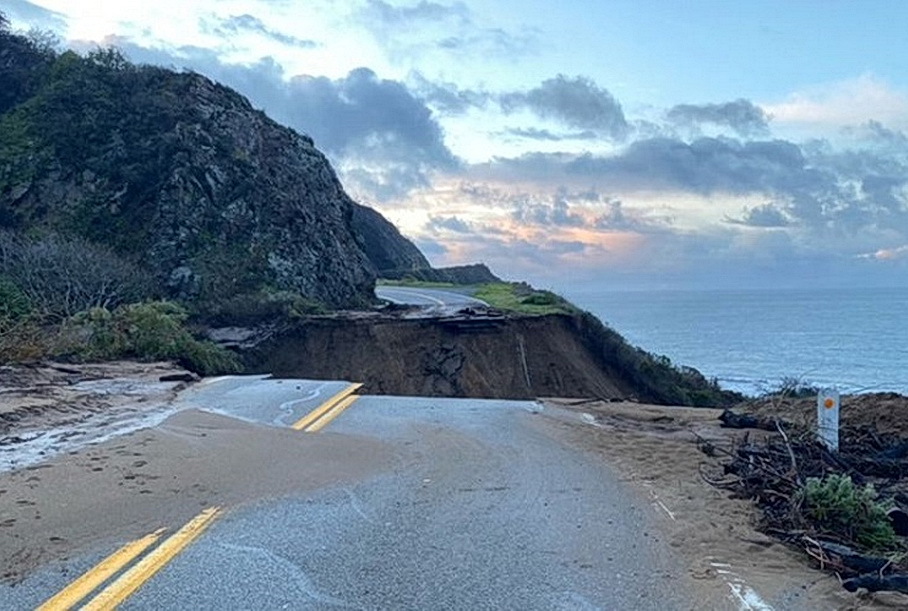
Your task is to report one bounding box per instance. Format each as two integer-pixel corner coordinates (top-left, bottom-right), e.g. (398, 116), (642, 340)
(700, 397), (908, 595)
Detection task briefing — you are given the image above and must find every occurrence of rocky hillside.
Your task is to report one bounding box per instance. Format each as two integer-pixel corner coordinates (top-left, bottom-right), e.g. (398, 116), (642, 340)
(350, 204), (430, 275)
(0, 26), (426, 308)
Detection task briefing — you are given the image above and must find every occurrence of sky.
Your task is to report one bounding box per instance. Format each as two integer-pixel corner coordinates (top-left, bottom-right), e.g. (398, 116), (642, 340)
(6, 0), (908, 293)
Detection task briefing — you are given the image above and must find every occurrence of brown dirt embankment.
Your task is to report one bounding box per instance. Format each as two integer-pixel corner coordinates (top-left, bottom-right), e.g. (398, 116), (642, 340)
(242, 311), (737, 406)
(247, 314), (629, 399)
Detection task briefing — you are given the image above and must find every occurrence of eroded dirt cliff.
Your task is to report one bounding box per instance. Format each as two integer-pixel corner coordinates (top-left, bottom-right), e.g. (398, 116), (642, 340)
(242, 312), (737, 405)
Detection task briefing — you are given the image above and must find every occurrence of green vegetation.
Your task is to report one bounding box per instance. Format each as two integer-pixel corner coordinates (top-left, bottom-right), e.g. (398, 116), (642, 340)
(197, 289), (327, 325)
(474, 282), (576, 315)
(58, 301), (240, 375)
(797, 474), (898, 551)
(572, 310), (740, 407)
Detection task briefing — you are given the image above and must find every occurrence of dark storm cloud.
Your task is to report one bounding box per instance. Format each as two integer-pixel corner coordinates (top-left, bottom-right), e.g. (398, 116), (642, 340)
(2, 0), (66, 30)
(207, 14), (319, 48)
(666, 99), (770, 137)
(103, 39), (458, 200)
(500, 75), (629, 140)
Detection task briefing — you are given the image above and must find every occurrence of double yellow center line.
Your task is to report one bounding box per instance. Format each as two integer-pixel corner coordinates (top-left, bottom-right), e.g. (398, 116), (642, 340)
(38, 382), (363, 609)
(291, 382), (363, 432)
(38, 507), (222, 611)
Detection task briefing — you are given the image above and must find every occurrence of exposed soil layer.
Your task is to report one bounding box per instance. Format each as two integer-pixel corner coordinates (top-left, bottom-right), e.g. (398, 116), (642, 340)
(245, 314), (642, 401)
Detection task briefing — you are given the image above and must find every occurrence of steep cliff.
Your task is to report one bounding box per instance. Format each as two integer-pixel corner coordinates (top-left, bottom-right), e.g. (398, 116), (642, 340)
(350, 203), (430, 274)
(243, 312), (740, 406)
(0, 37), (425, 308)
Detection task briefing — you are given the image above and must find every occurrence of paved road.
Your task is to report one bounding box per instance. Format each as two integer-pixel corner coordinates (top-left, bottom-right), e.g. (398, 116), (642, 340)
(3, 377), (711, 610)
(375, 286), (487, 307)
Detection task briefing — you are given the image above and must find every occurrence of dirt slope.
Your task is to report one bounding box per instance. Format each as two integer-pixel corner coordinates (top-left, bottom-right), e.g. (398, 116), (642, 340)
(245, 313), (681, 402)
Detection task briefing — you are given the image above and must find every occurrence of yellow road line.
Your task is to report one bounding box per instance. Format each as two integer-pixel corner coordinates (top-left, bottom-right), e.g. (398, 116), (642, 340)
(291, 383), (363, 430)
(80, 507), (222, 611)
(36, 529), (166, 611)
(305, 395), (360, 432)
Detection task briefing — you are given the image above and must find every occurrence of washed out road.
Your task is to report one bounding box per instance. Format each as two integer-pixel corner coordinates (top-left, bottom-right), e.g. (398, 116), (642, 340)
(1, 376), (716, 610)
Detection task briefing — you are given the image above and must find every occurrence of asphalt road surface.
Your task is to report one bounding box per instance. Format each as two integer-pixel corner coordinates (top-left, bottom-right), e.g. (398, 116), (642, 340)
(3, 377), (714, 610)
(375, 286), (487, 307)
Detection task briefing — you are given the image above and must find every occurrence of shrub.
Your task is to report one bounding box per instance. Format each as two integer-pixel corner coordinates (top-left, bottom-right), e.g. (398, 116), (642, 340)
(797, 474), (897, 550)
(0, 277), (31, 322)
(198, 289), (327, 325)
(0, 231), (156, 320)
(59, 301), (240, 375)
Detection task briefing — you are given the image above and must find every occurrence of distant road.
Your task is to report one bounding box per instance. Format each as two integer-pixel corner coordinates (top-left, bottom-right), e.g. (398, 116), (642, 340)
(375, 285), (488, 307)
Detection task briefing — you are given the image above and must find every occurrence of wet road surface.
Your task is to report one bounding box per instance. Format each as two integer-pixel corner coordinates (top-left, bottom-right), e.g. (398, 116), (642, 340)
(2, 377), (712, 610)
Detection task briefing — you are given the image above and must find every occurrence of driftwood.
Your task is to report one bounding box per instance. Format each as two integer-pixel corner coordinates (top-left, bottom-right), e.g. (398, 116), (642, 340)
(718, 409), (778, 431)
(804, 539), (890, 574)
(843, 574), (908, 594)
(701, 411), (908, 594)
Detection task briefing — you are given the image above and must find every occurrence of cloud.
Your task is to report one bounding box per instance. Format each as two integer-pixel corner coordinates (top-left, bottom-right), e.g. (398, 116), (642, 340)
(206, 14), (319, 49)
(472, 132), (908, 244)
(858, 245), (908, 261)
(512, 192), (585, 228)
(408, 72), (492, 115)
(503, 127), (597, 141)
(355, 0), (536, 60)
(358, 0), (470, 28)
(2, 0), (66, 30)
(427, 215), (471, 233)
(726, 203), (791, 227)
(666, 99), (770, 137)
(764, 75), (908, 129)
(501, 75), (629, 140)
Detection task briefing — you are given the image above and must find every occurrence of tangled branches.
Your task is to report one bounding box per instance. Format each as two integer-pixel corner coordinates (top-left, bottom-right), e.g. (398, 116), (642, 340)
(699, 410), (908, 593)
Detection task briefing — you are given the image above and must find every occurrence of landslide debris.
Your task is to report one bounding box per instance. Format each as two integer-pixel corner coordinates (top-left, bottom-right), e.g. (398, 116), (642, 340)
(700, 394), (908, 595)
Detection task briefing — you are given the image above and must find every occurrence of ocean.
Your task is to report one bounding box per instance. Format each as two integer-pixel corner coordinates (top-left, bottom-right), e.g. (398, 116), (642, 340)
(561, 286), (908, 397)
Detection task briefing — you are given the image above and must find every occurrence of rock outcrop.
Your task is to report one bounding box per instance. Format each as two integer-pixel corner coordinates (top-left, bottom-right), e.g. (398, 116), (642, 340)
(350, 203), (430, 275)
(0, 38), (427, 308)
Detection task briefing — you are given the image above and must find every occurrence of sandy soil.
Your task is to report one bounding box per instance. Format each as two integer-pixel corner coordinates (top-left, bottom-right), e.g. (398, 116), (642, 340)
(542, 398), (908, 610)
(0, 361), (192, 436)
(0, 408), (394, 582)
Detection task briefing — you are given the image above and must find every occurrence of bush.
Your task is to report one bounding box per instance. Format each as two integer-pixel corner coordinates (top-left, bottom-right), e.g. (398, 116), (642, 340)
(797, 474), (897, 550)
(59, 301), (240, 375)
(0, 231), (156, 320)
(197, 289), (327, 325)
(0, 277), (31, 322)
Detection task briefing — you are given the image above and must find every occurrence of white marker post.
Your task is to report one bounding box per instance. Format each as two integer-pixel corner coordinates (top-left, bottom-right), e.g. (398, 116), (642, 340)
(817, 389), (840, 452)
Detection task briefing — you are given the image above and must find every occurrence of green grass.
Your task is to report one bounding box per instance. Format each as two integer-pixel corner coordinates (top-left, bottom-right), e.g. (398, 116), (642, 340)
(473, 282), (576, 315)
